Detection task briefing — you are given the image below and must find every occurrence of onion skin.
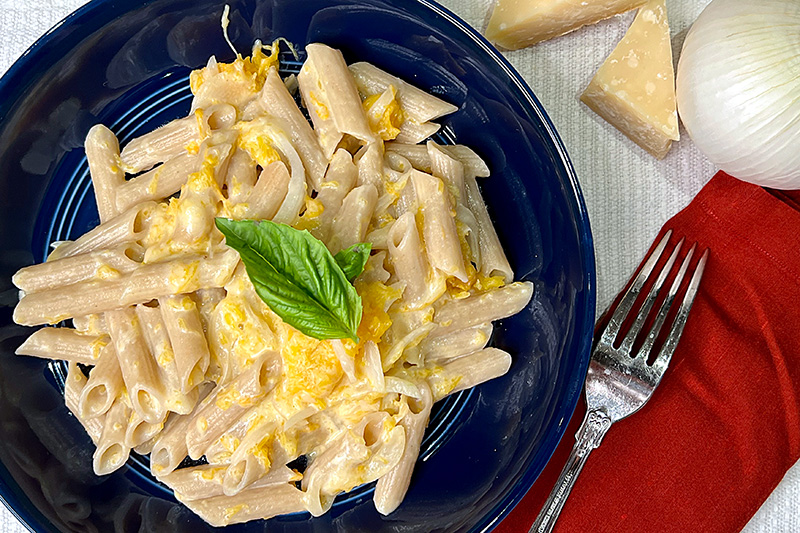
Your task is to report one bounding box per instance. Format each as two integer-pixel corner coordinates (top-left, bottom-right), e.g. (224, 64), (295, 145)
(676, 0), (800, 189)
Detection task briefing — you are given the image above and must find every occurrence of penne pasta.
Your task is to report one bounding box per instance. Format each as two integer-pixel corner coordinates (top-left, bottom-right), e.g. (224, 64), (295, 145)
(298, 43), (376, 158)
(243, 161), (290, 220)
(15, 327), (107, 365)
(385, 141), (491, 178)
(116, 152), (198, 213)
(328, 184), (378, 255)
(427, 347), (512, 401)
(72, 313), (107, 335)
(78, 344), (124, 420)
(349, 61), (458, 124)
(201, 407), (257, 465)
(93, 398), (131, 475)
(149, 383), (215, 476)
(374, 383), (433, 515)
(410, 170), (469, 282)
(13, 243), (142, 293)
(178, 482), (306, 527)
(135, 303), (198, 415)
(106, 308), (168, 424)
(64, 361), (103, 445)
(13, 249), (240, 326)
(303, 412), (406, 517)
(85, 125), (126, 223)
(159, 463), (299, 502)
(355, 142), (385, 188)
(48, 201), (157, 261)
(387, 212), (432, 308)
(434, 281), (534, 336)
(125, 409), (164, 450)
(465, 175), (514, 280)
(158, 294), (211, 395)
(120, 115), (199, 174)
(221, 418), (276, 496)
(311, 148), (357, 242)
(421, 323), (493, 362)
(222, 148), (258, 204)
(11, 42), (534, 524)
(394, 121), (441, 145)
(185, 353), (280, 460)
(250, 67), (328, 189)
(427, 141), (466, 202)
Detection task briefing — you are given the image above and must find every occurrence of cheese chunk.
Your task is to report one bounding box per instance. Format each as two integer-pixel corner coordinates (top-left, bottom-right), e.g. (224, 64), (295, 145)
(580, 0), (679, 159)
(485, 0), (647, 50)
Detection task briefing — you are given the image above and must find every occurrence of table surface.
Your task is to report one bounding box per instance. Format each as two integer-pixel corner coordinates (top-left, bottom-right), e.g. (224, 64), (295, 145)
(0, 0), (797, 531)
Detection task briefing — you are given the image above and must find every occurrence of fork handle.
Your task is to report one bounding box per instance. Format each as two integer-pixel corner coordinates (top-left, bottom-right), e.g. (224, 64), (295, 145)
(529, 409), (613, 533)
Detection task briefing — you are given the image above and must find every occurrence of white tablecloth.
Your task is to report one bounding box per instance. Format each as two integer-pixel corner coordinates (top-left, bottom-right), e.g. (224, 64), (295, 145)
(0, 0), (797, 531)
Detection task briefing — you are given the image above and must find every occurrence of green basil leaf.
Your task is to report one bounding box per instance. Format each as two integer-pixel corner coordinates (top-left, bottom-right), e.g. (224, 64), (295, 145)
(215, 218), (362, 342)
(334, 242), (372, 282)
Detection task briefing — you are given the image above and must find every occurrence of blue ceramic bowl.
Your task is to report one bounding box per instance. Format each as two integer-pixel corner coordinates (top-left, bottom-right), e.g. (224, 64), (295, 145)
(0, 0), (595, 531)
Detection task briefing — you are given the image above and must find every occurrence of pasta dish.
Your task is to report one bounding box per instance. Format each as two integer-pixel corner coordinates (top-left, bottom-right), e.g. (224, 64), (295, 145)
(11, 32), (533, 526)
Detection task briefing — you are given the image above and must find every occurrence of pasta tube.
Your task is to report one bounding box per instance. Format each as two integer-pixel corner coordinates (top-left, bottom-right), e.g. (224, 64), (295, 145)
(158, 294), (211, 395)
(149, 383), (215, 476)
(15, 327), (107, 365)
(185, 353), (280, 460)
(13, 249), (240, 326)
(328, 184), (378, 255)
(374, 383), (433, 515)
(85, 125), (126, 223)
(311, 148), (357, 242)
(410, 170), (468, 282)
(78, 344), (123, 420)
(47, 201), (157, 261)
(64, 361), (103, 445)
(120, 115), (199, 173)
(13, 243), (142, 293)
(116, 152), (198, 212)
(252, 67), (327, 189)
(433, 281), (533, 335)
(243, 161), (290, 220)
(427, 347), (512, 401)
(178, 482), (306, 527)
(106, 308), (167, 424)
(92, 398), (131, 475)
(298, 43), (375, 157)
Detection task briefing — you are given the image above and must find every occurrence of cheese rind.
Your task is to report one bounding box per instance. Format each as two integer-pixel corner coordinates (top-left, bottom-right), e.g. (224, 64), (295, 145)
(485, 0), (647, 50)
(580, 0), (679, 159)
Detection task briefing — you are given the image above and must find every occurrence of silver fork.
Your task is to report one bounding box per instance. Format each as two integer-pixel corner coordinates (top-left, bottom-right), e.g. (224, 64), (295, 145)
(530, 231), (708, 533)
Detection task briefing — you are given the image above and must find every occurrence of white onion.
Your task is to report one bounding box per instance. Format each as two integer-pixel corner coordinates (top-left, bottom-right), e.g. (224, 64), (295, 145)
(676, 0), (800, 189)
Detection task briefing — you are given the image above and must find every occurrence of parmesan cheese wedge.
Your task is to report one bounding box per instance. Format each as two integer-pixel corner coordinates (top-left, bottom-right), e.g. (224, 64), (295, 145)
(580, 0), (679, 159)
(485, 0), (647, 50)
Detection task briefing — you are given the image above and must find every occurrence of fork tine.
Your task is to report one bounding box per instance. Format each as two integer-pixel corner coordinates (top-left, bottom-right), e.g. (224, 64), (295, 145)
(599, 230), (673, 347)
(636, 244), (696, 363)
(618, 238), (684, 355)
(650, 249), (708, 376)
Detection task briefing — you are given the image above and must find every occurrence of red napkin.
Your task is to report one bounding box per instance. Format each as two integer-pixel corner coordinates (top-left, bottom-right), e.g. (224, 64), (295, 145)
(498, 172), (800, 533)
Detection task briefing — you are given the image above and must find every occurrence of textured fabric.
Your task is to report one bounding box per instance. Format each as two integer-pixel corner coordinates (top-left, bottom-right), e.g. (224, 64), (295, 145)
(496, 173), (800, 532)
(0, 0), (797, 531)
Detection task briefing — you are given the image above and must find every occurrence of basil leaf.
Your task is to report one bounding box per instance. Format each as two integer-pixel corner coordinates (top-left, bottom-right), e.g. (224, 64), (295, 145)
(334, 243), (372, 282)
(215, 218), (362, 342)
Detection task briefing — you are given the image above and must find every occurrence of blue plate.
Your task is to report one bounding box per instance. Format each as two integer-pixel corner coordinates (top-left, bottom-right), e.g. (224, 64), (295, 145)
(0, 0), (595, 531)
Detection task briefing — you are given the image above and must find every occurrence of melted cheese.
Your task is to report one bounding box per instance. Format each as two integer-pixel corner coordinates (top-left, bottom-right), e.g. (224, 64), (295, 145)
(581, 0), (679, 159)
(235, 119), (283, 167)
(356, 281), (402, 344)
(190, 40), (281, 96)
(363, 86), (405, 141)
